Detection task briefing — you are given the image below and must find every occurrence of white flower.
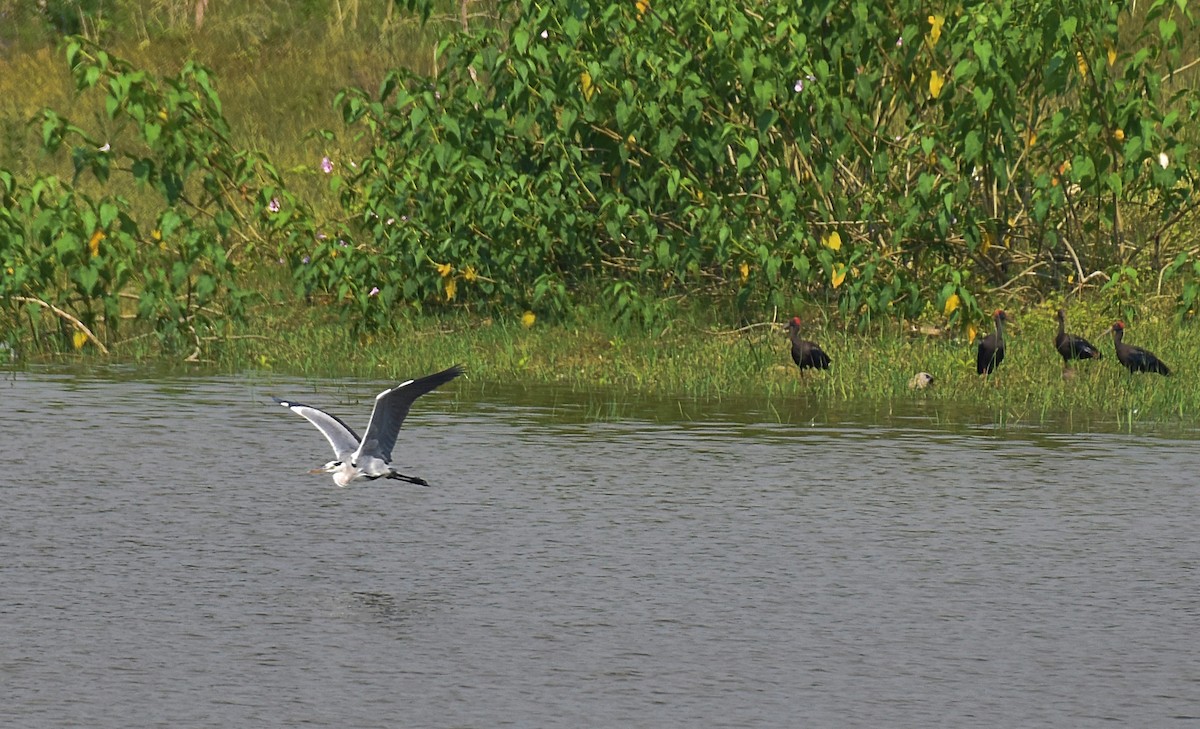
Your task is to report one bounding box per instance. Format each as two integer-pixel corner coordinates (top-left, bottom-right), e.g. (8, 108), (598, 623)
(540, 29), (548, 39)
(1158, 152), (1169, 169)
(98, 142), (110, 152)
(794, 79), (804, 93)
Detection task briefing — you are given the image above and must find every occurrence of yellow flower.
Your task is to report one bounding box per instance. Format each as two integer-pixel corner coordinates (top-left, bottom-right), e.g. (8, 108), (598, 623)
(88, 230), (105, 257)
(444, 278), (457, 301)
(967, 323), (978, 344)
(1113, 128), (1125, 142)
(739, 261), (750, 284)
(464, 265), (478, 282)
(823, 230), (842, 251)
(437, 262), (453, 277)
(1076, 51), (1089, 77)
(1106, 41), (1117, 67)
(1026, 130), (1037, 148)
(635, 0), (650, 20)
(927, 15), (945, 46)
(6, 267), (14, 275)
(151, 229), (162, 241)
(581, 71), (596, 102)
(944, 293), (960, 316)
(831, 263), (847, 289)
(522, 310), (536, 328)
(72, 331), (87, 350)
(929, 70), (944, 99)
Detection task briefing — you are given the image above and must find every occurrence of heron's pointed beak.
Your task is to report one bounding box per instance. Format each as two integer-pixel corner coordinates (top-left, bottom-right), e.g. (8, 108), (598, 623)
(308, 467), (328, 474)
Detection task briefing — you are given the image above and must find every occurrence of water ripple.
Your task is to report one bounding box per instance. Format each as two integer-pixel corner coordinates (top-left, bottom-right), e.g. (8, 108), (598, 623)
(2, 371), (1198, 727)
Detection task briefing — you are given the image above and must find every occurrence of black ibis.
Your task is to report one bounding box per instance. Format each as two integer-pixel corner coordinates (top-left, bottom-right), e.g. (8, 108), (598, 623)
(976, 310), (1007, 375)
(1055, 309), (1102, 364)
(1106, 321), (1170, 375)
(785, 317), (831, 371)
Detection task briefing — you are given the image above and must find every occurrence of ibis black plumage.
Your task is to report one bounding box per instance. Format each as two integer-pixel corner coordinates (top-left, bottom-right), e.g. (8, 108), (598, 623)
(1106, 322), (1170, 375)
(1055, 309), (1102, 364)
(785, 316), (831, 371)
(976, 310), (1007, 376)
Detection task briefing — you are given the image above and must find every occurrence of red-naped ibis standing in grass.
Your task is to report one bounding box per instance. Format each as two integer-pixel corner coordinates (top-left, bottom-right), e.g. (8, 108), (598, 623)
(976, 310), (1008, 375)
(1055, 309), (1102, 364)
(785, 317), (831, 371)
(1106, 321), (1170, 375)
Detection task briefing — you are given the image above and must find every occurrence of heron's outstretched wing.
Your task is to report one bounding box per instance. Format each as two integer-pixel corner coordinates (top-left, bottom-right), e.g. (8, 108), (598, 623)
(356, 365), (464, 462)
(274, 398), (362, 460)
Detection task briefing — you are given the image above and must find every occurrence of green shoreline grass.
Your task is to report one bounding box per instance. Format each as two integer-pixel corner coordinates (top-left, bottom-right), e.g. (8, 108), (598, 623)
(10, 302), (1197, 428)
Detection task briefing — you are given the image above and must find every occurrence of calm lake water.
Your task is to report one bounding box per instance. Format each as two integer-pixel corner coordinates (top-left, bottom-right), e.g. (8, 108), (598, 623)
(2, 369), (1199, 727)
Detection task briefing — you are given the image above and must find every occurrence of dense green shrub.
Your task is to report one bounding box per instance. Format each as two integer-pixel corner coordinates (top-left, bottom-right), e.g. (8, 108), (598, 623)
(297, 0), (1200, 329)
(0, 40), (293, 355)
(3, 1), (1199, 357)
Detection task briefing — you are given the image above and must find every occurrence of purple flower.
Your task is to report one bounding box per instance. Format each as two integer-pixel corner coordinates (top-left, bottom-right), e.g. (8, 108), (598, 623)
(338, 240), (349, 248)
(268, 197), (281, 213)
(369, 287), (380, 297)
(301, 255), (310, 264)
(321, 156), (334, 174)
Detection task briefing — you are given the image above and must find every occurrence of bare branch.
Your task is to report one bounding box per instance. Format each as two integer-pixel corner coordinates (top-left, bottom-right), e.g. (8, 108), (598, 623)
(10, 296), (110, 354)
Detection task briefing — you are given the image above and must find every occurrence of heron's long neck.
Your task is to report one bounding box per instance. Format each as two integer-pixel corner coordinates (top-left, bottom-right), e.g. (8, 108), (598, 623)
(1056, 316), (1064, 340)
(994, 317), (1005, 342)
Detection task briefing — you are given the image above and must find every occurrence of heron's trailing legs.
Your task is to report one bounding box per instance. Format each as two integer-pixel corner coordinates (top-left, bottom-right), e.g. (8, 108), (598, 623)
(386, 472), (429, 487)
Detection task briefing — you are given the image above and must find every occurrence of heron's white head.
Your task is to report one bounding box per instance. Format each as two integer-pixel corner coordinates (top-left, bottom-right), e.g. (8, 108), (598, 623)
(309, 460), (341, 475)
(309, 460), (359, 487)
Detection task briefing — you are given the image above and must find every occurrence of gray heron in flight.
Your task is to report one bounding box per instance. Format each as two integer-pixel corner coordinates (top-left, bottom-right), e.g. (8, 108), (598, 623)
(274, 364), (463, 487)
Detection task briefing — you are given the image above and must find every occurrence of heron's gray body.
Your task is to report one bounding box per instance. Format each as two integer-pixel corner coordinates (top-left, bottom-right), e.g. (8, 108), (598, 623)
(275, 365), (463, 487)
